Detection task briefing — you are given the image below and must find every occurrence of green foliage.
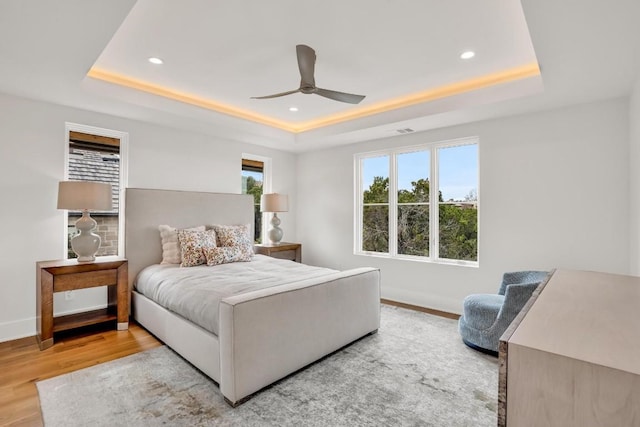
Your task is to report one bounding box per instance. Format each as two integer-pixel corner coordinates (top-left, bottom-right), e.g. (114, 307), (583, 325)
(438, 204), (477, 261)
(245, 176), (263, 205)
(398, 178), (430, 203)
(397, 205), (429, 256)
(362, 176), (390, 252)
(397, 179), (432, 256)
(244, 176), (263, 243)
(363, 176), (389, 203)
(362, 176), (477, 261)
(363, 206), (389, 252)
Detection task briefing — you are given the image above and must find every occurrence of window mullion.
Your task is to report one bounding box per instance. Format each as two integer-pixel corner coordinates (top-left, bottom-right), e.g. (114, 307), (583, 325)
(431, 147), (439, 261)
(389, 153), (398, 256)
(355, 156), (363, 253)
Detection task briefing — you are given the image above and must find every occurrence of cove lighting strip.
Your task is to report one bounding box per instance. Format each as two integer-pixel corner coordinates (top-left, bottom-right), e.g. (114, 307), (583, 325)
(87, 62), (540, 134)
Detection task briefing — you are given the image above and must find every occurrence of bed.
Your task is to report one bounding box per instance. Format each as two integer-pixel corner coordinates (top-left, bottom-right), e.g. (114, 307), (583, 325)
(124, 188), (381, 406)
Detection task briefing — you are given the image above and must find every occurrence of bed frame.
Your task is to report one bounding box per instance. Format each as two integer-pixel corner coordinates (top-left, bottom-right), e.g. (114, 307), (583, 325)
(124, 188), (381, 406)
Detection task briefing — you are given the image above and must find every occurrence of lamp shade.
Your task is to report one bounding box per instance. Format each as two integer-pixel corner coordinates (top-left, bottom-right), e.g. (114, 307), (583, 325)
(260, 193), (288, 213)
(57, 181), (113, 211)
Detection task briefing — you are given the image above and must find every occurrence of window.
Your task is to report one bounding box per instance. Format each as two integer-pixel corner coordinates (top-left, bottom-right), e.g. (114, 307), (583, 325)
(64, 124), (128, 259)
(361, 155), (389, 253)
(241, 157), (265, 243)
(355, 137), (478, 265)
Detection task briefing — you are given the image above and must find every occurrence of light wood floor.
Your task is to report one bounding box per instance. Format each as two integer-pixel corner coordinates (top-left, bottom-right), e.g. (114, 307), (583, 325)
(0, 322), (162, 427)
(0, 301), (456, 426)
(381, 298), (460, 320)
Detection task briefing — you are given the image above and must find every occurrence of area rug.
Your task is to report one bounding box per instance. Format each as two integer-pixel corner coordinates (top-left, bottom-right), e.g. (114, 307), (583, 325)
(37, 305), (498, 426)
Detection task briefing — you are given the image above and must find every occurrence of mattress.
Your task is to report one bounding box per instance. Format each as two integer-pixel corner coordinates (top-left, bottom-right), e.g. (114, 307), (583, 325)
(134, 254), (338, 335)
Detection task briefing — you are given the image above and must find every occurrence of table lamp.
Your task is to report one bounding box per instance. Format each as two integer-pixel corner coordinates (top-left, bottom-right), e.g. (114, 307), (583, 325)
(260, 193), (288, 244)
(57, 181), (113, 262)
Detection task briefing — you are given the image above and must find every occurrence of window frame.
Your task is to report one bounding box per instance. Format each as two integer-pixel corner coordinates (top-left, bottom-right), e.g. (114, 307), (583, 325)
(354, 136), (479, 267)
(241, 153), (272, 242)
(63, 122), (129, 259)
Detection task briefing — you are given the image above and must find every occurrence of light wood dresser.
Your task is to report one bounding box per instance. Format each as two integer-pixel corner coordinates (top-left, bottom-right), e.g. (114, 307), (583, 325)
(499, 269), (640, 427)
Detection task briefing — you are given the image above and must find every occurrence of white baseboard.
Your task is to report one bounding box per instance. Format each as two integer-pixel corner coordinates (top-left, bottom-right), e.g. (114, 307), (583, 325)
(0, 317), (36, 343)
(381, 287), (462, 315)
(0, 303), (108, 344)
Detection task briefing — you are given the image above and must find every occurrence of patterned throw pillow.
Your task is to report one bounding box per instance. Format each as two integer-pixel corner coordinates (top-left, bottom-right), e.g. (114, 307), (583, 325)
(212, 224), (253, 259)
(158, 224), (205, 264)
(177, 229), (217, 267)
(204, 246), (252, 266)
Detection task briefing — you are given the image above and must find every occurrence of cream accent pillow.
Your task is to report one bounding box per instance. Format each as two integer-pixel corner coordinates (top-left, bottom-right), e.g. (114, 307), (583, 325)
(177, 229), (217, 267)
(158, 224), (205, 264)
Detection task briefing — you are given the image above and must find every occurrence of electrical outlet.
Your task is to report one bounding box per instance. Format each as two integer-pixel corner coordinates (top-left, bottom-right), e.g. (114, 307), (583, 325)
(64, 290), (74, 301)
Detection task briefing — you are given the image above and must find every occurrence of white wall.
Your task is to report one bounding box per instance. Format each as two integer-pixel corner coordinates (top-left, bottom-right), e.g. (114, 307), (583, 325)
(0, 91), (632, 342)
(0, 92), (297, 342)
(630, 76), (640, 275)
(296, 99), (630, 314)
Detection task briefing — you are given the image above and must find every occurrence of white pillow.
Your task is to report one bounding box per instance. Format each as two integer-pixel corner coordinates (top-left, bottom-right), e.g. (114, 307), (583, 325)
(158, 224), (205, 264)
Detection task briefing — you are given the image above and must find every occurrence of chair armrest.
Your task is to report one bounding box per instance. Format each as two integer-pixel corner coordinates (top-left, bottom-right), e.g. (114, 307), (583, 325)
(498, 271), (549, 295)
(493, 282), (541, 328)
(502, 282), (539, 311)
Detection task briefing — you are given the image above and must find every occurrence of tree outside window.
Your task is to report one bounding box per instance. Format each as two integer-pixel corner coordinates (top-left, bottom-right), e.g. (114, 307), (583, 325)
(362, 156), (389, 253)
(241, 159), (264, 243)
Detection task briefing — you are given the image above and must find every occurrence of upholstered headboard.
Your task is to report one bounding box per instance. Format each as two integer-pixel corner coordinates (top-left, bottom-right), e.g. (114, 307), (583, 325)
(124, 188), (254, 288)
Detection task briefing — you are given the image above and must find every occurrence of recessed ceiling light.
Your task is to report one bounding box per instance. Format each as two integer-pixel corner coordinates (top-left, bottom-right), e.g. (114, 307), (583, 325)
(148, 57), (164, 65)
(289, 107), (299, 112)
(460, 51), (475, 60)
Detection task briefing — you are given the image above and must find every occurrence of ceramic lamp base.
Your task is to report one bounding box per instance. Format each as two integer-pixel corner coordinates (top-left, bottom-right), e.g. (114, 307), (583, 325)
(71, 210), (101, 262)
(268, 213), (283, 244)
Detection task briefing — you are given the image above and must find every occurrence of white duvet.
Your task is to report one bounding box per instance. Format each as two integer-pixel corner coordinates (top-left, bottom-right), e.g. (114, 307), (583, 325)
(134, 254), (337, 335)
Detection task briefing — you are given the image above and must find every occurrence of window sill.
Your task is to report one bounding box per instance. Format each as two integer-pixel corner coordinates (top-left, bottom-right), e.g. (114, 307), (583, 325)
(354, 251), (479, 268)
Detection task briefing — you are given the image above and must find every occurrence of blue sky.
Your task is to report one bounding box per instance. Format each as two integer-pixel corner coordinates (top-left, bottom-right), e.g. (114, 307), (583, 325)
(242, 170), (263, 181)
(241, 170), (263, 193)
(363, 144), (478, 201)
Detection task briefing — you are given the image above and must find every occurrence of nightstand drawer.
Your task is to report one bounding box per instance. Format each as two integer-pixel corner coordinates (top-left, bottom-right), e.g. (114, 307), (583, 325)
(254, 242), (302, 263)
(269, 250), (296, 261)
(53, 269), (118, 292)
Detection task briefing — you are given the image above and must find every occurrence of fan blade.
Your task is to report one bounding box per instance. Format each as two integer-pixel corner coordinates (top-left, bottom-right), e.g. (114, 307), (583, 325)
(251, 89), (300, 100)
(296, 44), (316, 87)
(315, 88), (365, 104)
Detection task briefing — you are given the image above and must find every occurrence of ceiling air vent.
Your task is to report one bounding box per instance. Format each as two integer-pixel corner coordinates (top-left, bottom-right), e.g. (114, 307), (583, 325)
(396, 128), (415, 134)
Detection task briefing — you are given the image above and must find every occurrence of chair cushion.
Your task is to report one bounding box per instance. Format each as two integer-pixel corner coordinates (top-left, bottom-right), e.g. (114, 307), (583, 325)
(462, 294), (505, 330)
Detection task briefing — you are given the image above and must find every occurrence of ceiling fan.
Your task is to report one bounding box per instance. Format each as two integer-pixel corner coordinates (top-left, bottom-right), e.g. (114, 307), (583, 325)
(251, 44), (366, 105)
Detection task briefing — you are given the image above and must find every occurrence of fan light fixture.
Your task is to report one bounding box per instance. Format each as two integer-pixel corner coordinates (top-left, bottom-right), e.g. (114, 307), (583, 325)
(252, 45), (366, 104)
(148, 57), (164, 65)
(460, 51), (475, 60)
(289, 107), (299, 112)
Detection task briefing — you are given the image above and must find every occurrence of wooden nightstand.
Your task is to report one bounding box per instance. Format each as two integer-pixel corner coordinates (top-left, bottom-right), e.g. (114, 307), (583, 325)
(254, 242), (302, 263)
(36, 256), (128, 350)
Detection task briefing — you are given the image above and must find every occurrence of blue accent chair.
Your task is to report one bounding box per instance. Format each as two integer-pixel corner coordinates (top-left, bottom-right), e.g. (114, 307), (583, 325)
(458, 271), (549, 355)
